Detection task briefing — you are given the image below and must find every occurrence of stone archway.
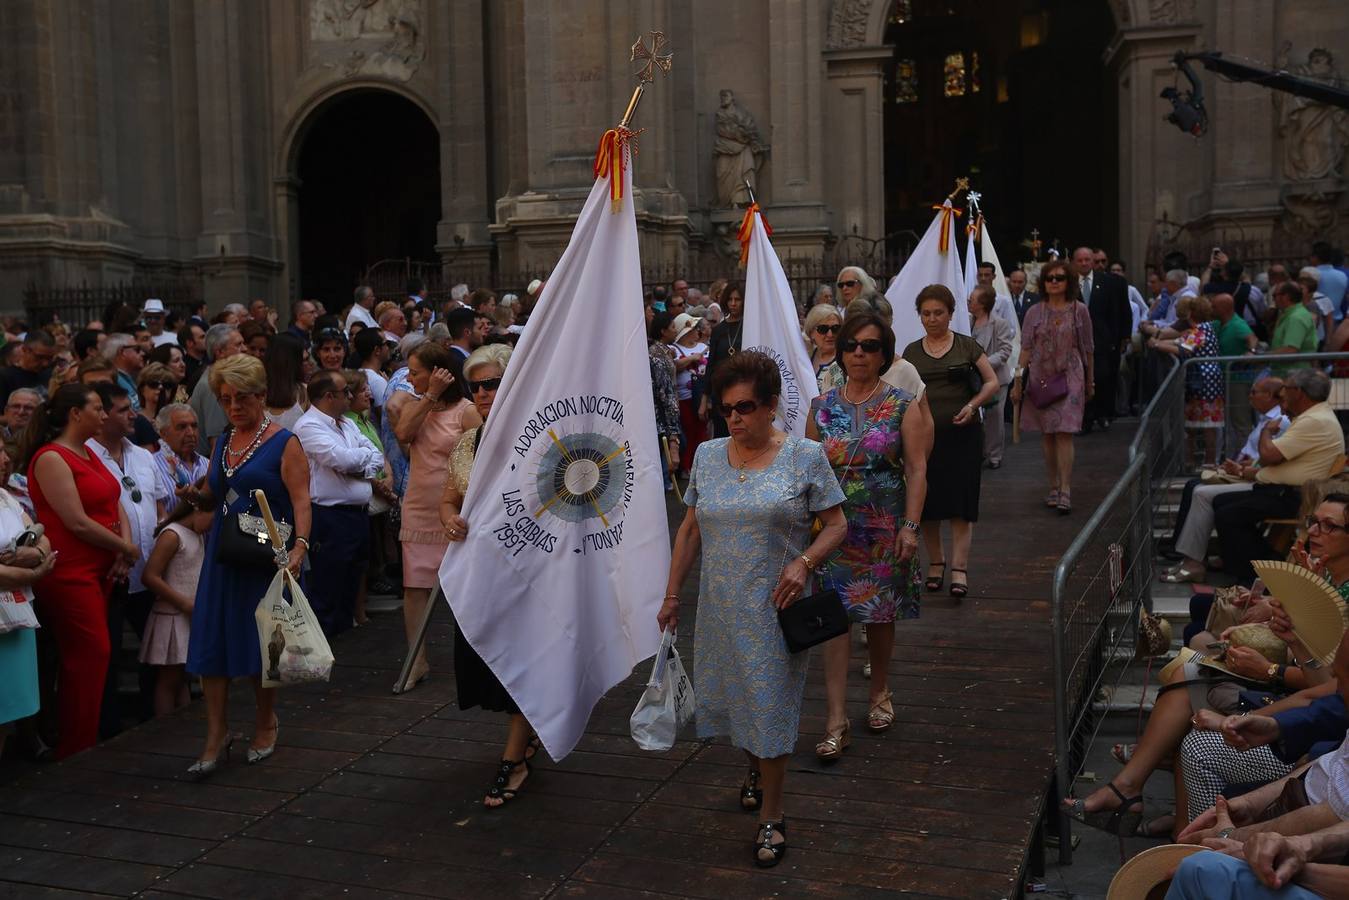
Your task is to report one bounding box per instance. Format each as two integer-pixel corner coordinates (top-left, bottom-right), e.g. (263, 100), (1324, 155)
(282, 87), (441, 307)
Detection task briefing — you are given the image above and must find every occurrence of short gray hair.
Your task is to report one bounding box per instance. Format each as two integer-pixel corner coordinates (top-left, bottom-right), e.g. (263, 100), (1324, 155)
(1165, 268), (1188, 286)
(103, 333), (136, 361)
(398, 332), (428, 359)
(155, 402), (195, 431)
(1299, 266), (1321, 285)
(1287, 367), (1331, 402)
(6, 388), (40, 407)
(450, 283), (470, 302)
(464, 343), (512, 380)
(223, 302), (248, 318)
(204, 323), (239, 360)
(354, 285), (374, 306)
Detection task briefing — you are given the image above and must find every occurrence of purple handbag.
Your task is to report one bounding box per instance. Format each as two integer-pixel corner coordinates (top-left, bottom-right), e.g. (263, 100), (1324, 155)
(1026, 371), (1069, 409)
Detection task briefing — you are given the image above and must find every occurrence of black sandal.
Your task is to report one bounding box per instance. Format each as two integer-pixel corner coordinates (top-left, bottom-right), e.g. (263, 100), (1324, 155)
(524, 734), (542, 761)
(1062, 783), (1143, 836)
(949, 568), (968, 599)
(484, 757), (531, 808)
(740, 769), (762, 812)
(924, 562), (946, 591)
(754, 818), (787, 868)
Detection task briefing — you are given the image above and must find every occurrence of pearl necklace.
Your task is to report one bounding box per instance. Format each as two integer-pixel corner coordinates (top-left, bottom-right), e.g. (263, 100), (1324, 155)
(222, 415), (271, 478)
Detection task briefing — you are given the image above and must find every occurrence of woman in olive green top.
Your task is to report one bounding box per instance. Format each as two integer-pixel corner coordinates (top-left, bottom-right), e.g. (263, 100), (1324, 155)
(900, 284), (999, 598)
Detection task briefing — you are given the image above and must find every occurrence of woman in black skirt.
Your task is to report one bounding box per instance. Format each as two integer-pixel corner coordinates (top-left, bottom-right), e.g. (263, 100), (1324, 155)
(901, 284), (999, 598)
(438, 342), (539, 808)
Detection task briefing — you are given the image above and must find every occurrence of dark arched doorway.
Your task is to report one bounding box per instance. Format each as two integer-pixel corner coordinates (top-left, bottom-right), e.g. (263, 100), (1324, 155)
(882, 0), (1116, 253)
(296, 90), (441, 306)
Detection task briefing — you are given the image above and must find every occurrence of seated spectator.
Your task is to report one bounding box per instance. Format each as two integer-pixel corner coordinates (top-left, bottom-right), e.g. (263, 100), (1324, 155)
(1215, 368), (1346, 582)
(1161, 376), (1289, 584)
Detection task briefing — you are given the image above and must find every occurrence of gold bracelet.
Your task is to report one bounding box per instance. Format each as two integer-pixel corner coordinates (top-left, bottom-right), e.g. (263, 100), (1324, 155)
(663, 594), (679, 602)
(799, 553), (816, 571)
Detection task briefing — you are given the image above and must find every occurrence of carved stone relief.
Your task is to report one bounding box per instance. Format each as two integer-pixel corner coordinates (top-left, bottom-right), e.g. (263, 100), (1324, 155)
(1274, 45), (1349, 233)
(1147, 0), (1196, 24)
(826, 0), (874, 50)
(308, 0), (425, 82)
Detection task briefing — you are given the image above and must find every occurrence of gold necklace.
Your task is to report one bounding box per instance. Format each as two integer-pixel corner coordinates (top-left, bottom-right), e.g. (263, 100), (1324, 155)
(731, 434), (778, 483)
(923, 332), (954, 357)
(842, 378), (881, 407)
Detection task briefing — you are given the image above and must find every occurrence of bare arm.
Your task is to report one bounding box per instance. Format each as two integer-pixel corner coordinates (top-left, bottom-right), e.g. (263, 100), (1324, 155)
(32, 452), (136, 557)
(657, 506), (703, 631)
(141, 529), (192, 613)
(280, 436), (312, 576)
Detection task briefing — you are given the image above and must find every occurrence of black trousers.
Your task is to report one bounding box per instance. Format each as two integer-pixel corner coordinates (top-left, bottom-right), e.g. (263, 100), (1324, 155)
(308, 504), (371, 639)
(99, 586), (154, 738)
(1213, 484), (1300, 582)
(1091, 347), (1122, 423)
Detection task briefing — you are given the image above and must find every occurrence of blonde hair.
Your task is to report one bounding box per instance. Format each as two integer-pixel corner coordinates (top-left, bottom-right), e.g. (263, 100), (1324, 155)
(464, 343), (513, 380)
(1176, 294), (1213, 324)
(209, 352), (267, 396)
(803, 304), (842, 346)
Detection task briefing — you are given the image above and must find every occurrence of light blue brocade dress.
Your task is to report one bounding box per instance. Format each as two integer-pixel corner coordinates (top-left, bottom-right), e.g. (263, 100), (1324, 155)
(685, 435), (846, 758)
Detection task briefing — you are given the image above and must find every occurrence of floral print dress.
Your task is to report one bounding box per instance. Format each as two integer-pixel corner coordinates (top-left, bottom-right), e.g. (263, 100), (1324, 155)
(812, 385), (921, 624)
(1180, 320), (1224, 428)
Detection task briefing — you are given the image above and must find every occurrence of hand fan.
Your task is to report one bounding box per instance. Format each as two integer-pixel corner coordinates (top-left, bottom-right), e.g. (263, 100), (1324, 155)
(1252, 560), (1348, 666)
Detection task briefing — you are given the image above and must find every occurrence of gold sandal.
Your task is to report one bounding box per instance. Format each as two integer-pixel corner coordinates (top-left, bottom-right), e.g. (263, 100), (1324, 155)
(867, 690), (895, 733)
(815, 721), (850, 761)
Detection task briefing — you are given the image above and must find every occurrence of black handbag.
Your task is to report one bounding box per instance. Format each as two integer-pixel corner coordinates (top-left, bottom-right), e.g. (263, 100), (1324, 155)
(215, 497), (294, 569)
(778, 588), (848, 653)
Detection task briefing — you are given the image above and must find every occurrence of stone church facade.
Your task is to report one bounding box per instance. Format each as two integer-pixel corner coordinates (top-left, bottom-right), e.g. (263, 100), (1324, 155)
(1, 0), (1345, 311)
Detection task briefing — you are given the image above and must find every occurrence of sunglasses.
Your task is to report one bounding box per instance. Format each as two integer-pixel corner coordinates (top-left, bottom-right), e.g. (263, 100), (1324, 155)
(814, 323), (842, 335)
(468, 377), (502, 394)
(144, 380), (177, 391)
(841, 338), (883, 353)
(836, 279), (860, 289)
(1044, 274), (1068, 283)
(716, 399), (761, 418)
(121, 474), (142, 504)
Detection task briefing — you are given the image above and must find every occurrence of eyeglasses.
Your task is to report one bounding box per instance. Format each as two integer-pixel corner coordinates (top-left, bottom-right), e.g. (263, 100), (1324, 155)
(121, 474), (142, 504)
(814, 324), (842, 336)
(144, 380), (177, 391)
(841, 338), (883, 354)
(836, 279), (860, 289)
(1044, 274), (1069, 283)
(716, 399), (761, 418)
(468, 377), (502, 395)
(1305, 516), (1349, 534)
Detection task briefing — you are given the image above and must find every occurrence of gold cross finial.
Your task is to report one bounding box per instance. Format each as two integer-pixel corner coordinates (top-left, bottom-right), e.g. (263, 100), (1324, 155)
(630, 31), (673, 84)
(946, 176), (970, 201)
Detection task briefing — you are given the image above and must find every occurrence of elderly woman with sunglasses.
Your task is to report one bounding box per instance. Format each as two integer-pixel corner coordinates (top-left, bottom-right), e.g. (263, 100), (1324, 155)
(133, 362), (179, 450)
(659, 351), (847, 868)
(1010, 258), (1094, 514)
(438, 344), (546, 808)
(807, 314), (930, 761)
(804, 304), (843, 393)
(901, 284), (999, 599)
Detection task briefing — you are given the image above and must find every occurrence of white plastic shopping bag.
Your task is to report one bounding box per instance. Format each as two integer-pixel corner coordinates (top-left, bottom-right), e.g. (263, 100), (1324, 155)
(254, 568), (334, 688)
(629, 627), (695, 751)
(0, 593), (38, 634)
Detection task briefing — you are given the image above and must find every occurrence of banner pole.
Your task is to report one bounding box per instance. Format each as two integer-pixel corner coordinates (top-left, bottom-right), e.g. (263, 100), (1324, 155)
(392, 582), (442, 694)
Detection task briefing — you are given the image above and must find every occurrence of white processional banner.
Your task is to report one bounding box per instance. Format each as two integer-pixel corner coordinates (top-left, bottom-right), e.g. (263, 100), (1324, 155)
(740, 206), (819, 436)
(886, 199), (969, 352)
(440, 140), (670, 760)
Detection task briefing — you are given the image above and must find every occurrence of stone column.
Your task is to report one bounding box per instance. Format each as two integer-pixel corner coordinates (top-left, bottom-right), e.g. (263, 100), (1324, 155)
(436, 1), (493, 282)
(822, 47), (889, 244)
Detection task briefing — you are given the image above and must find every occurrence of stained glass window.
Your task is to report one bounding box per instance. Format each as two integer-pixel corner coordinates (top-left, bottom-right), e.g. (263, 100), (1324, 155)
(943, 52), (966, 97)
(894, 58), (918, 104)
(889, 0), (913, 24)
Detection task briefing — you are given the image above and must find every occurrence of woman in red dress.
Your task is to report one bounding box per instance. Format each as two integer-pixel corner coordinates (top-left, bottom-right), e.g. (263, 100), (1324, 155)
(23, 383), (138, 759)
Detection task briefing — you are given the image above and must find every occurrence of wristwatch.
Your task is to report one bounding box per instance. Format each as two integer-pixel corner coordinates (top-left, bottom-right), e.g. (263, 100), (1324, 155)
(901, 518), (920, 532)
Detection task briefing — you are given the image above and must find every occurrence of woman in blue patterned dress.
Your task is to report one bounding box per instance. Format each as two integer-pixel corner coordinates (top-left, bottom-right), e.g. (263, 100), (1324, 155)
(807, 313), (930, 761)
(1148, 294), (1224, 466)
(658, 351), (847, 869)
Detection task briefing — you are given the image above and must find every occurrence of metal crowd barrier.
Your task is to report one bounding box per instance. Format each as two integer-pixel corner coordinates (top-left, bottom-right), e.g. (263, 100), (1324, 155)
(1049, 350), (1349, 863)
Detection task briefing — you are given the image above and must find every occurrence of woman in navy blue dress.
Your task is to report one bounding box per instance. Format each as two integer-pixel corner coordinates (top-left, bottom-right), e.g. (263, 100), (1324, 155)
(185, 354), (312, 778)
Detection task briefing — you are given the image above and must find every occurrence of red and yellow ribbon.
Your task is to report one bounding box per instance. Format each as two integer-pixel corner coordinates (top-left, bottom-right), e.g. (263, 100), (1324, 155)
(736, 203), (772, 267)
(966, 213), (983, 243)
(932, 203), (963, 254)
(593, 127), (641, 214)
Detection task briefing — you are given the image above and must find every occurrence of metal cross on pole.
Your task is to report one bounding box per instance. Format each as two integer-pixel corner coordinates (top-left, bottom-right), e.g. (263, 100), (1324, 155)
(620, 30), (673, 128)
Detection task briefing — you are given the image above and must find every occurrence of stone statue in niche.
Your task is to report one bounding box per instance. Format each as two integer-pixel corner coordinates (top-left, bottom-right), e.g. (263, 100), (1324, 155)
(1275, 45), (1349, 182)
(309, 0), (425, 82)
(714, 90), (769, 208)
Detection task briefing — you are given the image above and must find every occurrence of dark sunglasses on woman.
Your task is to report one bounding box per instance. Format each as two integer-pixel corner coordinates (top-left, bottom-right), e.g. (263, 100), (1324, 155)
(836, 279), (860, 289)
(468, 377), (502, 395)
(840, 338), (883, 353)
(145, 380), (177, 391)
(1044, 273), (1068, 283)
(814, 323), (841, 336)
(716, 399), (760, 418)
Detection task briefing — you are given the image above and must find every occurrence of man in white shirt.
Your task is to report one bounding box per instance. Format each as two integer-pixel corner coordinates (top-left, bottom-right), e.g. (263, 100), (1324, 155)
(353, 328), (390, 418)
(345, 285), (378, 334)
(294, 369), (384, 639)
(142, 299), (179, 348)
(151, 403), (209, 515)
(89, 382), (165, 731)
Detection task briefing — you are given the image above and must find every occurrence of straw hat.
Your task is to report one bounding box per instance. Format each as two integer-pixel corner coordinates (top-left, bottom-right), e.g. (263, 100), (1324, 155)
(672, 313), (702, 342)
(1106, 844), (1206, 899)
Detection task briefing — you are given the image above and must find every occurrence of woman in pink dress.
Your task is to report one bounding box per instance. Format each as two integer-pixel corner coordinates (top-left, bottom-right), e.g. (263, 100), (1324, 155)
(1011, 259), (1094, 514)
(388, 341), (481, 691)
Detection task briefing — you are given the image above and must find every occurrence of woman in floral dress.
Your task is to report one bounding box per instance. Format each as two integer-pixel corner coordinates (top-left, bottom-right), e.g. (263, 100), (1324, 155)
(1148, 294), (1224, 466)
(807, 313), (930, 760)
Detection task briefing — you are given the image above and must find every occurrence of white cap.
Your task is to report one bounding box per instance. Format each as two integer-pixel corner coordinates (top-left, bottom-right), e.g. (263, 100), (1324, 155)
(142, 298), (166, 315)
(527, 279), (544, 297)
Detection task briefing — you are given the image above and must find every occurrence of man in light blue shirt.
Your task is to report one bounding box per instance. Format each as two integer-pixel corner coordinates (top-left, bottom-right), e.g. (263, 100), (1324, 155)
(1313, 241), (1349, 319)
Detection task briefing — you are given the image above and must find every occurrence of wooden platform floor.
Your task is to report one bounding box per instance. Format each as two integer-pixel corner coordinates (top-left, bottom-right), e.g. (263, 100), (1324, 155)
(0, 427), (1130, 899)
